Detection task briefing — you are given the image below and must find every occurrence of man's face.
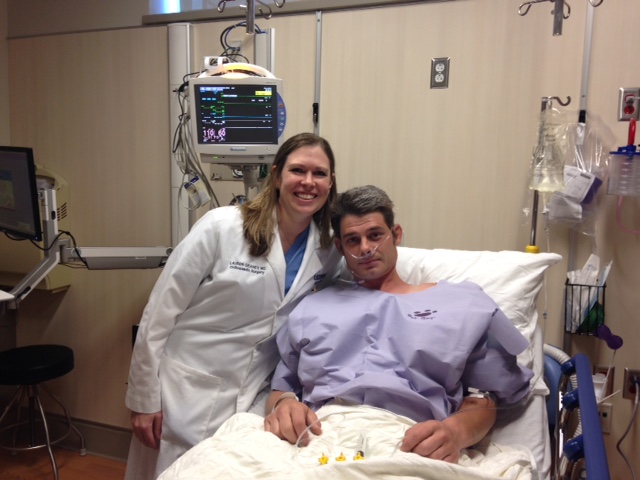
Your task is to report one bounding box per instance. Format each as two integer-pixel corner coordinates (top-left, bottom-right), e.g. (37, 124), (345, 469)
(335, 212), (402, 285)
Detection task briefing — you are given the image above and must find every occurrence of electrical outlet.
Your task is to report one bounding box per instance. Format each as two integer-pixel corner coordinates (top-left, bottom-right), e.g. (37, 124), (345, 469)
(598, 402), (612, 434)
(594, 365), (614, 398)
(618, 87), (640, 121)
(623, 368), (640, 400)
(430, 57), (450, 89)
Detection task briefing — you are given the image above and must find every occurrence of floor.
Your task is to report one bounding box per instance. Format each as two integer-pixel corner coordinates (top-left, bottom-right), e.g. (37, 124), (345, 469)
(0, 446), (126, 480)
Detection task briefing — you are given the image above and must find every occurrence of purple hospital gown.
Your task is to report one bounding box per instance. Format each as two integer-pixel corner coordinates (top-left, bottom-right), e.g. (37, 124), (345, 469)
(272, 280), (533, 423)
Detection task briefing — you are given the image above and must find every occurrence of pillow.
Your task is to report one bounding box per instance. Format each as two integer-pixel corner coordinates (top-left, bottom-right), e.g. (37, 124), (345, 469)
(395, 247), (562, 370)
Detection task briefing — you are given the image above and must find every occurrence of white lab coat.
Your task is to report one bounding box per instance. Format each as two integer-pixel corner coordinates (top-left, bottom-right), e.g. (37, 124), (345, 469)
(124, 206), (341, 480)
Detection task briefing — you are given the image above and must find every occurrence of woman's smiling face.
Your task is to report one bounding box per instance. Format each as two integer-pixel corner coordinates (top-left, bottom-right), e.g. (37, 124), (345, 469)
(275, 145), (334, 223)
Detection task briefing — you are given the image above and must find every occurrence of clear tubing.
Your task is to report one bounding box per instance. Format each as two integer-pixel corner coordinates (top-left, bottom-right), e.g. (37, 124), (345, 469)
(342, 233), (391, 260)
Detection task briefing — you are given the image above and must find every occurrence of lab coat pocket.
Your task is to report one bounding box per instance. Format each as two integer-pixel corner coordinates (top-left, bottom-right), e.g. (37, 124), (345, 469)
(159, 354), (223, 448)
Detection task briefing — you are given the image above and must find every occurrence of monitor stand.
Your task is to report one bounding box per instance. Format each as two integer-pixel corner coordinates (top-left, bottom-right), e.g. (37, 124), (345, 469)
(7, 189), (171, 307)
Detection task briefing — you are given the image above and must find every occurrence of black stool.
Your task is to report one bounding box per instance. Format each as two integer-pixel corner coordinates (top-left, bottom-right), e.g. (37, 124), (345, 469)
(0, 345), (86, 480)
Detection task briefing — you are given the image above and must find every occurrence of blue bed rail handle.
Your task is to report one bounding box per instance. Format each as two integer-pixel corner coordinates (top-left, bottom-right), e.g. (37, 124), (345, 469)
(563, 434), (584, 463)
(560, 354), (610, 479)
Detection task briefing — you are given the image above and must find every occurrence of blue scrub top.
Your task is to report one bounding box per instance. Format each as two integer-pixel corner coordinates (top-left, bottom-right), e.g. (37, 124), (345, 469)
(284, 225), (310, 295)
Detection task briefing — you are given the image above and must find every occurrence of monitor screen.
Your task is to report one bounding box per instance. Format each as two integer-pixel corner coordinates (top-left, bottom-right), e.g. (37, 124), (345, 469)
(189, 75), (286, 165)
(0, 146), (42, 242)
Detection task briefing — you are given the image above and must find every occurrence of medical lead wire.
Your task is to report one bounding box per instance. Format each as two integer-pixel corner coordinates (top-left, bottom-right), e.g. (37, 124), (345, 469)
(616, 376), (639, 480)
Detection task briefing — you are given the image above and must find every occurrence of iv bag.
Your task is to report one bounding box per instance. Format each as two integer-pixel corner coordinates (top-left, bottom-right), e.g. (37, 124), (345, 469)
(529, 107), (568, 193)
(530, 145), (565, 192)
(544, 114), (614, 236)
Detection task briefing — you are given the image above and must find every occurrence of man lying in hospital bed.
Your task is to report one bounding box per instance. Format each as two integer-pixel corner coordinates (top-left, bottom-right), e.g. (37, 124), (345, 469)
(159, 186), (562, 480)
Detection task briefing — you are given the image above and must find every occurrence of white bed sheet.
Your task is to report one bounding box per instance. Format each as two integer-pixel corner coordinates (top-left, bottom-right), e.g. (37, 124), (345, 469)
(158, 327), (550, 480)
(158, 404), (535, 480)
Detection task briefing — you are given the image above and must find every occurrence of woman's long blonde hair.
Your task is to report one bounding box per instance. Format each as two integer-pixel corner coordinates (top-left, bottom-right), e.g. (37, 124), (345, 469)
(240, 133), (337, 257)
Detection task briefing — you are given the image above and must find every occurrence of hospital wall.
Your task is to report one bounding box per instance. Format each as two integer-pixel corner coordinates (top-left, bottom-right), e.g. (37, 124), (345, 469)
(1, 0), (639, 476)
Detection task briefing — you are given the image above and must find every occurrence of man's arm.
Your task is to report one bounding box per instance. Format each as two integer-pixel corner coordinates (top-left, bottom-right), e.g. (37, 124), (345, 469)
(263, 390), (321, 445)
(400, 396), (496, 463)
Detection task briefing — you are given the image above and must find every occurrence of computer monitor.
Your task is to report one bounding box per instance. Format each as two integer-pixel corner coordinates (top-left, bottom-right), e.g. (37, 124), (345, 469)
(189, 75), (286, 165)
(0, 146), (42, 242)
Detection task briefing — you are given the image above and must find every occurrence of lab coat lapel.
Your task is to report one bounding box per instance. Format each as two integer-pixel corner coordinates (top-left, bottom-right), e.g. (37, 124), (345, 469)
(267, 220), (323, 301)
(267, 221), (329, 336)
(283, 220), (323, 302)
(267, 230), (287, 299)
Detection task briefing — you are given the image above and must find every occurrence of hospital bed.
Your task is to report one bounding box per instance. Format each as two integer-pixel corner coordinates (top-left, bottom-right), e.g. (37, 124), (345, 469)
(158, 247), (608, 480)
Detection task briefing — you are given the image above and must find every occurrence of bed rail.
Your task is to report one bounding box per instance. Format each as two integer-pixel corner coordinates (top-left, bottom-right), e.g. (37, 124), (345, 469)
(557, 353), (610, 480)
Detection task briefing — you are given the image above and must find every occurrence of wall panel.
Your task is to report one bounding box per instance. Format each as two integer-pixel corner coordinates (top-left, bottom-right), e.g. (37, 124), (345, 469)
(319, 1), (585, 253)
(7, 26), (170, 428)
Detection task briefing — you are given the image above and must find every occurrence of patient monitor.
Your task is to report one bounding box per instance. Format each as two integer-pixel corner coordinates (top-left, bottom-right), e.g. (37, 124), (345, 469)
(188, 58), (286, 195)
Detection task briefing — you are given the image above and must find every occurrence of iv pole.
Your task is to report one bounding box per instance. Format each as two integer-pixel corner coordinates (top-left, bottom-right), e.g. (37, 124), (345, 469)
(526, 95), (571, 254)
(216, 0), (286, 34)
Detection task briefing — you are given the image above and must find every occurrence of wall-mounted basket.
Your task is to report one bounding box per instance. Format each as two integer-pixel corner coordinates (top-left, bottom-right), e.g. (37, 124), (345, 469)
(564, 280), (606, 335)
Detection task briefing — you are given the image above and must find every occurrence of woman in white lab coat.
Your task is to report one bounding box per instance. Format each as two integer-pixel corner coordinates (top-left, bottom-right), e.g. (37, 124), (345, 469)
(124, 133), (342, 480)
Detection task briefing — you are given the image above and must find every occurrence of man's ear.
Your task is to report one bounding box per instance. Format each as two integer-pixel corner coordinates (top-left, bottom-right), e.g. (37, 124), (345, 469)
(334, 237), (344, 256)
(392, 224), (403, 245)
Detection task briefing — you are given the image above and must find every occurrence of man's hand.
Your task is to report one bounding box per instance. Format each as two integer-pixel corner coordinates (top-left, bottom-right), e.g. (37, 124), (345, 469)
(264, 398), (321, 446)
(131, 411), (163, 449)
(400, 396), (496, 464)
(400, 419), (463, 463)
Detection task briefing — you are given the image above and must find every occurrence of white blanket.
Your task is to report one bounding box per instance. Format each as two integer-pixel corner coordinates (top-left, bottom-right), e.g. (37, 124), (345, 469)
(159, 405), (535, 480)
